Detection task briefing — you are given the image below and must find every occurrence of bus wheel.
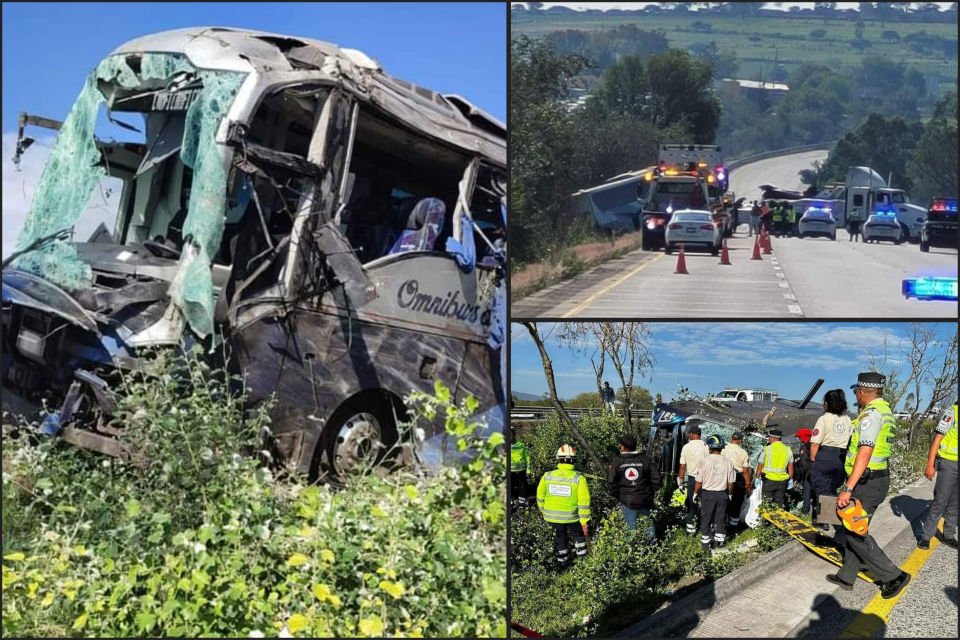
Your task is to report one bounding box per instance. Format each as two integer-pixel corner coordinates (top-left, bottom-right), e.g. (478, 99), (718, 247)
(322, 395), (398, 479)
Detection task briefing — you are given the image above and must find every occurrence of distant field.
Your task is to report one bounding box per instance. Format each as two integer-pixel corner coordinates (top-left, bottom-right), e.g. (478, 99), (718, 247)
(511, 12), (958, 90)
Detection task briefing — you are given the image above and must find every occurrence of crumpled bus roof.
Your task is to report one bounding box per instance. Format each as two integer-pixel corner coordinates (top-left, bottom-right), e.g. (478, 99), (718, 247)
(111, 27), (505, 165)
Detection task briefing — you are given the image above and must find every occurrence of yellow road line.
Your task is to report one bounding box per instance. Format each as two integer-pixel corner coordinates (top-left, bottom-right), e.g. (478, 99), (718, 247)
(561, 253), (664, 318)
(840, 520), (943, 638)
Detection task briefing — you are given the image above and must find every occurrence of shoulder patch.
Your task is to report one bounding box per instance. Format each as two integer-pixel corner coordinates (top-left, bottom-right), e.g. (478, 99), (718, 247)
(812, 428), (819, 436)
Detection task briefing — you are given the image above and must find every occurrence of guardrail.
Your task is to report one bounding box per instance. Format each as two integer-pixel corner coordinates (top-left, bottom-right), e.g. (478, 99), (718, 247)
(726, 142), (834, 172)
(511, 405), (653, 422)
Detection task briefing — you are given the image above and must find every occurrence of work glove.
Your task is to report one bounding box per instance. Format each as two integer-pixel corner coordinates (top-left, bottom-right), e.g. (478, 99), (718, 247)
(787, 479), (795, 490)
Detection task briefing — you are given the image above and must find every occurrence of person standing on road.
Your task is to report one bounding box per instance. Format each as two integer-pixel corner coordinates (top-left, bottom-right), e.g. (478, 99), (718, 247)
(696, 435), (737, 550)
(722, 431), (753, 528)
(511, 426), (530, 509)
(760, 201), (772, 235)
(847, 215), (862, 242)
(537, 444), (592, 570)
(608, 434), (660, 541)
(749, 201), (761, 237)
(771, 202), (784, 237)
(918, 402), (958, 550)
(756, 429), (794, 509)
(810, 389), (854, 529)
(601, 381), (616, 413)
(785, 204), (797, 237)
(678, 425), (709, 535)
(829, 372), (911, 599)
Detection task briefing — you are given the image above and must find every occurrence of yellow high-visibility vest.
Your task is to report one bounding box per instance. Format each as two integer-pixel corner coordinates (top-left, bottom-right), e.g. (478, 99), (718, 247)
(537, 463), (591, 524)
(938, 405), (958, 462)
(763, 441), (791, 481)
(845, 398), (896, 474)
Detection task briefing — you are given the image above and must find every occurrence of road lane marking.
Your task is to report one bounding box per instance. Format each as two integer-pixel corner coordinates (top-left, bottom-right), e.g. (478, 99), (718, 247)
(839, 520), (944, 638)
(778, 282), (789, 288)
(788, 304), (803, 315)
(561, 253), (664, 318)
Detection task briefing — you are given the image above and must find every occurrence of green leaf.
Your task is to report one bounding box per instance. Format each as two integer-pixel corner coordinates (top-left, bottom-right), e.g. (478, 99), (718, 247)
(124, 499), (141, 518)
(135, 612), (157, 632)
(72, 613), (89, 631)
(379, 580), (406, 599)
(3, 552), (25, 562)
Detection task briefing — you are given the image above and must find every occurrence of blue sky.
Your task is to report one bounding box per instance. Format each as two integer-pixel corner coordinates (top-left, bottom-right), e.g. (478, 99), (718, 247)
(511, 322), (957, 408)
(1, 2), (505, 256)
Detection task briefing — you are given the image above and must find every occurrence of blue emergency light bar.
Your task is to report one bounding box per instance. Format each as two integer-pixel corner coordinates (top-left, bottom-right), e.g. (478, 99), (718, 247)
(902, 277), (958, 301)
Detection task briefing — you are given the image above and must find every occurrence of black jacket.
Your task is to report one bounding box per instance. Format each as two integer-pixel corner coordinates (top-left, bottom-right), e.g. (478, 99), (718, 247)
(608, 452), (661, 509)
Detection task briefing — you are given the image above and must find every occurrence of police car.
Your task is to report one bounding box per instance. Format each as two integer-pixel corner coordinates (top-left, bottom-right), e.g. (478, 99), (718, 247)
(664, 209), (721, 255)
(797, 206), (837, 240)
(920, 197), (958, 252)
(862, 211), (903, 244)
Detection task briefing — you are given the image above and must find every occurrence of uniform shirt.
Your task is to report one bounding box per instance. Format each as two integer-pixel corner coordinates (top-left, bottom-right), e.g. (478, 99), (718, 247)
(680, 439), (709, 478)
(695, 453), (736, 491)
(855, 407), (884, 449)
(811, 413), (854, 448)
(721, 442), (750, 472)
(936, 408), (955, 436)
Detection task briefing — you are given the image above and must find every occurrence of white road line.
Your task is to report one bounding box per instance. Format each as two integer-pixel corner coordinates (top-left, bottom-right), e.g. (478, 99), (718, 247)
(778, 282), (790, 288)
(788, 304), (803, 315)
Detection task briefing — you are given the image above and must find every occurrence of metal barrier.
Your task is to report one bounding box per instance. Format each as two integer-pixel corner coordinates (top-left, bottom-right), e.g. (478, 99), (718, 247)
(726, 142), (834, 172)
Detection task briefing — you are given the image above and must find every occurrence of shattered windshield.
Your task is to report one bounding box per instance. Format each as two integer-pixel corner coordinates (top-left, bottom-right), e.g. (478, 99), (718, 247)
(10, 52), (247, 337)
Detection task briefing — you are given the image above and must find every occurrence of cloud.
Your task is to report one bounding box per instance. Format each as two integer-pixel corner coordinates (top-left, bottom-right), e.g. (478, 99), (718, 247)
(2, 131), (122, 259)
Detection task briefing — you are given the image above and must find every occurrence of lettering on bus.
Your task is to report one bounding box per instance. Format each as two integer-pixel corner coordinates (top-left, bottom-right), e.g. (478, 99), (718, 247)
(397, 279), (491, 326)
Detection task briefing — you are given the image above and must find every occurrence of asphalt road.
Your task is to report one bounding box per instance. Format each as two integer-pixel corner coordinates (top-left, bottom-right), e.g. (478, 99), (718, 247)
(512, 150), (958, 318)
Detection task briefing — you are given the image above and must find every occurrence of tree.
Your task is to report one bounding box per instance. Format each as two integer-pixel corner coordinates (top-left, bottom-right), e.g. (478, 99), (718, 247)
(881, 29), (901, 43)
(522, 322), (605, 469)
(908, 91), (958, 204)
(556, 322), (655, 435)
(815, 2), (837, 23)
(645, 49), (722, 142)
(864, 323), (959, 446)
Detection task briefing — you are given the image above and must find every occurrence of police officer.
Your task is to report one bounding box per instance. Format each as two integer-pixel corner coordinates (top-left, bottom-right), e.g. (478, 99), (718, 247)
(510, 426), (530, 509)
(677, 425), (708, 535)
(608, 434), (660, 541)
(537, 444), (592, 569)
(756, 429), (793, 509)
(918, 401), (959, 549)
(696, 435), (737, 550)
(722, 431), (753, 528)
(829, 372), (911, 598)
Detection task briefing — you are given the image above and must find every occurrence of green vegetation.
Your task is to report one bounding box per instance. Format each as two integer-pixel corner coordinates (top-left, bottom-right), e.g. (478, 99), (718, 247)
(1, 351), (505, 638)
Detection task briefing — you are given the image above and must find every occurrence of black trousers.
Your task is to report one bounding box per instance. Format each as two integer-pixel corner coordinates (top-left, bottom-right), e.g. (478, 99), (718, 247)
(684, 475), (698, 533)
(811, 446), (846, 524)
(700, 490), (729, 547)
(728, 474), (747, 525)
(510, 471), (528, 504)
(763, 477), (789, 509)
(551, 522), (586, 568)
(836, 473), (900, 584)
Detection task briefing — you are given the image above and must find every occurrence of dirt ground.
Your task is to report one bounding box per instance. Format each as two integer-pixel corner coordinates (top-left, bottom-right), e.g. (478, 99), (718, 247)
(512, 232), (643, 299)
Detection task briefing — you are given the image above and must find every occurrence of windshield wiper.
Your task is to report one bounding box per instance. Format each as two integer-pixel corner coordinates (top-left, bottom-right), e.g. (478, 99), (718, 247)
(2, 227), (72, 270)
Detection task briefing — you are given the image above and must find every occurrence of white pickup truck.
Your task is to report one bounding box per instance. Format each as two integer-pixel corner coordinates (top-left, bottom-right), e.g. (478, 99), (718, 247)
(709, 388), (779, 403)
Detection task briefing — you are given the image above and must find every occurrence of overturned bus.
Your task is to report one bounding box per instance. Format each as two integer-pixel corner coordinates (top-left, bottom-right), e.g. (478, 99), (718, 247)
(2, 27), (506, 479)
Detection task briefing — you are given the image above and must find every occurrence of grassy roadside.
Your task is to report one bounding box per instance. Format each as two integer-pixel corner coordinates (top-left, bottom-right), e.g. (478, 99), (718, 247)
(511, 231), (644, 301)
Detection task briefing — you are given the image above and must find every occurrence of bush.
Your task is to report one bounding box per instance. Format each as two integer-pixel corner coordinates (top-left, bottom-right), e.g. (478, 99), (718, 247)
(1, 354), (505, 638)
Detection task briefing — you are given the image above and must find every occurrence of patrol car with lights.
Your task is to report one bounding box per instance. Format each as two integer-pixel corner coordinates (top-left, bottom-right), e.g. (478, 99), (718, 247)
(920, 197), (957, 252)
(797, 205), (838, 240)
(862, 209), (904, 244)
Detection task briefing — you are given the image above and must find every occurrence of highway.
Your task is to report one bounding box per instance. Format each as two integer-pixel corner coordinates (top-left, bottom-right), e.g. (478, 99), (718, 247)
(512, 149), (958, 318)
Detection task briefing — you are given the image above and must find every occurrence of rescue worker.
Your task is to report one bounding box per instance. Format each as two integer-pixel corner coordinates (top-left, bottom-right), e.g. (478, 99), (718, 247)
(537, 444), (591, 570)
(601, 381), (616, 413)
(722, 431), (753, 528)
(695, 435), (737, 550)
(918, 401), (958, 549)
(810, 389), (854, 530)
(756, 429), (793, 509)
(510, 426), (530, 509)
(677, 425), (708, 535)
(829, 372), (910, 598)
(771, 202), (784, 237)
(785, 203), (797, 237)
(608, 434), (660, 540)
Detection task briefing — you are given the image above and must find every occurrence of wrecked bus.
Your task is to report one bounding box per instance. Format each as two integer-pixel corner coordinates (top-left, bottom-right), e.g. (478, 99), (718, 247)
(1, 27), (506, 480)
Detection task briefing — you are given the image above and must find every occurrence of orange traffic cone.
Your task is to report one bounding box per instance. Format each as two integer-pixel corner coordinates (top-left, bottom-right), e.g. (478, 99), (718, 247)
(674, 244), (689, 274)
(719, 239), (732, 265)
(751, 234), (762, 260)
(762, 230), (773, 255)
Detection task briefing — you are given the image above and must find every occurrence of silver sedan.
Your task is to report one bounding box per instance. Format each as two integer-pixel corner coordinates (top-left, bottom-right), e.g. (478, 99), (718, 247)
(664, 209), (721, 255)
